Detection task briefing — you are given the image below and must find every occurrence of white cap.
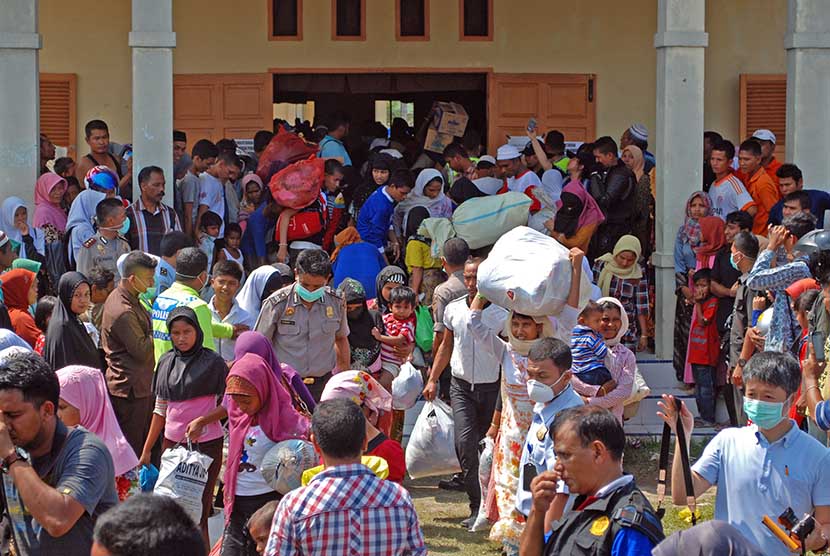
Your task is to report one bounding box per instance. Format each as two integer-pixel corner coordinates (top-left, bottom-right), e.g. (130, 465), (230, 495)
(752, 129), (776, 144)
(379, 148), (403, 159)
(497, 144), (521, 161)
(478, 155), (497, 165)
(369, 138), (390, 151)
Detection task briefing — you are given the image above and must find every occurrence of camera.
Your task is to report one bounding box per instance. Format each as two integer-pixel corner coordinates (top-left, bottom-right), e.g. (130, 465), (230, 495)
(762, 507), (816, 555)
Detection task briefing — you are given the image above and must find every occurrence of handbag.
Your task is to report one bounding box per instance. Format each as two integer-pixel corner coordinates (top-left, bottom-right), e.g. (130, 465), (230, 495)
(415, 305), (434, 353)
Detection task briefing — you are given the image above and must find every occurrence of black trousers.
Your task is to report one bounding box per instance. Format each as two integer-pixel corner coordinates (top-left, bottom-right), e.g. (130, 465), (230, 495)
(449, 376), (499, 513)
(221, 491), (280, 556)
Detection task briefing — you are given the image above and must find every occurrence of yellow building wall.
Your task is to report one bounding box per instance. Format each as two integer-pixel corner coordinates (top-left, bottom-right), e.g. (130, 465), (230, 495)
(39, 0), (786, 155)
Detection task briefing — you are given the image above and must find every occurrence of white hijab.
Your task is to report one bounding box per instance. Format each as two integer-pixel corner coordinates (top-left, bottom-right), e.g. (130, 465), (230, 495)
(394, 169), (452, 235)
(0, 197), (44, 259)
(236, 265), (279, 316)
(597, 296), (629, 347)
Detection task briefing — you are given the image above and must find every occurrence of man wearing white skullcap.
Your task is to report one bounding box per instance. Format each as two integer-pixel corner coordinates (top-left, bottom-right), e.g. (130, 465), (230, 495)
(620, 123), (655, 172)
(495, 144), (543, 212)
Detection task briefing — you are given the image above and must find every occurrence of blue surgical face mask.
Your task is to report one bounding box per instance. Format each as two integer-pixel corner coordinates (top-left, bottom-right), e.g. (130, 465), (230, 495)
(730, 252), (740, 271)
(743, 397), (787, 430)
(296, 283), (325, 302)
(118, 218), (130, 236)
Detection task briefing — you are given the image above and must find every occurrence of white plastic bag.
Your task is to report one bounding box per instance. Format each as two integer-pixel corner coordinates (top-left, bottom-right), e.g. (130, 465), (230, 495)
(405, 399), (461, 479)
(622, 367), (651, 420)
(154, 442), (214, 524)
(470, 436), (494, 532)
(477, 226), (593, 317)
(452, 192), (531, 249)
(392, 362), (424, 410)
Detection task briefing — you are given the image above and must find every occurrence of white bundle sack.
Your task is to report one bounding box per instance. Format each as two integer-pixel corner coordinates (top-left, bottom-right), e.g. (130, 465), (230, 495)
(405, 399), (461, 479)
(470, 436), (495, 532)
(154, 443), (214, 524)
(392, 363), (424, 410)
(477, 226), (593, 317)
(452, 192), (531, 250)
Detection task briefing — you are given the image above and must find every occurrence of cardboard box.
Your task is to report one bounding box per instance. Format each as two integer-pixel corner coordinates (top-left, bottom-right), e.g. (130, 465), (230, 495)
(431, 102), (469, 137)
(424, 128), (456, 154)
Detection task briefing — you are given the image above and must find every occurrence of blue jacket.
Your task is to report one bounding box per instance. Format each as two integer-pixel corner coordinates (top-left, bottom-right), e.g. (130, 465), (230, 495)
(356, 188), (395, 251)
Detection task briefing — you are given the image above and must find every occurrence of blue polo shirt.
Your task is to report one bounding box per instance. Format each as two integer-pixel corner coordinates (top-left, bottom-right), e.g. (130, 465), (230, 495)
(768, 188), (830, 227)
(318, 135), (352, 166)
(356, 187), (395, 253)
(516, 384), (584, 517)
(816, 400), (830, 431)
(692, 421), (830, 556)
(154, 258), (176, 298)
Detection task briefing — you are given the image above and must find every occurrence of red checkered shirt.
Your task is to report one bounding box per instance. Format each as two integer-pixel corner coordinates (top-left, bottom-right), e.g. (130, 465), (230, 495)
(265, 463), (426, 556)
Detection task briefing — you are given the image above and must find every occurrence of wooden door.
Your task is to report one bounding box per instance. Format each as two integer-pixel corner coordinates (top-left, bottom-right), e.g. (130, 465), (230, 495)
(40, 73), (77, 157)
(487, 73), (595, 149)
(740, 74), (786, 160)
(173, 73), (273, 144)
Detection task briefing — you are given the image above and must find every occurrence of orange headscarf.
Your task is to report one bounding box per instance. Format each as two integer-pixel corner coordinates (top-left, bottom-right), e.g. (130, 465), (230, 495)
(330, 226), (362, 262)
(694, 216), (725, 265)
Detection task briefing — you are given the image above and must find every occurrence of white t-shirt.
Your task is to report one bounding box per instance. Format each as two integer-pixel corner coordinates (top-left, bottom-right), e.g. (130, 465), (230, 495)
(199, 172), (226, 237)
(235, 425), (278, 496)
(708, 174), (755, 220)
(180, 172), (200, 227)
(507, 169), (542, 194)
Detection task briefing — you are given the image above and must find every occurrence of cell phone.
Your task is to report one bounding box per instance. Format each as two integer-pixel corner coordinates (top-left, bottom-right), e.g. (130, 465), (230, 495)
(527, 118), (537, 133)
(522, 463), (538, 491)
(811, 331), (826, 362)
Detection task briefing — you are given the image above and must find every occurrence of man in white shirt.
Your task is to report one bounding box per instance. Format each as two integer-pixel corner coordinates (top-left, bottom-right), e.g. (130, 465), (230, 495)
(708, 139), (756, 220)
(198, 151), (235, 238)
(208, 260), (254, 361)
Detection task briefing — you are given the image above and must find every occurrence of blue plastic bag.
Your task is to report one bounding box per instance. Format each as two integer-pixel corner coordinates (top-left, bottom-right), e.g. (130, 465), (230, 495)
(139, 464), (159, 492)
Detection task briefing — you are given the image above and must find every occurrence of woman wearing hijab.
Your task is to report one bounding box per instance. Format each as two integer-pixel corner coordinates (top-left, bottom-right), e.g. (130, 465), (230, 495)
(222, 353), (309, 556)
(369, 265), (408, 314)
(349, 153), (394, 222)
(331, 227), (385, 299)
(57, 365), (140, 500)
(467, 294), (558, 555)
(0, 268), (40, 348)
(43, 271), (101, 370)
(233, 331), (315, 415)
(570, 297), (636, 423)
(673, 192), (712, 381)
(321, 370), (404, 483)
(236, 264), (290, 318)
(338, 278), (384, 375)
(393, 168), (453, 236)
(140, 306), (228, 544)
(33, 173), (68, 242)
(448, 177), (488, 206)
(403, 206), (444, 301)
(593, 235), (649, 352)
(550, 189), (604, 253)
(621, 145), (655, 261)
(1, 197), (45, 261)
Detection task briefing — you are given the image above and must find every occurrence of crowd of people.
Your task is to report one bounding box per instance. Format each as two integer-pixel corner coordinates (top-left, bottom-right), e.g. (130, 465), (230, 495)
(0, 112), (828, 556)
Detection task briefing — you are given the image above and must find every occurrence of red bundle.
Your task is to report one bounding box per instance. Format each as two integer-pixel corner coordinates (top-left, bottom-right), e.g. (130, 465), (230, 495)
(268, 156), (325, 210)
(255, 127), (318, 183)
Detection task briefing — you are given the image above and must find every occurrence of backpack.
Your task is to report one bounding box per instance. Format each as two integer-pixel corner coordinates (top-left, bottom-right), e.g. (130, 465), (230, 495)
(282, 192), (328, 242)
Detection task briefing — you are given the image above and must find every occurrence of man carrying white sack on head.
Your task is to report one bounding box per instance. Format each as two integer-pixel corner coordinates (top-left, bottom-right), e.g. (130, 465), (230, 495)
(470, 247), (585, 556)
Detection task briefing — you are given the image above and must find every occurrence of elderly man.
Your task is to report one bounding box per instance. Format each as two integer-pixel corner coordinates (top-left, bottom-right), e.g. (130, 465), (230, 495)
(659, 351), (830, 555)
(265, 399), (426, 555)
(521, 405), (663, 555)
(126, 166), (181, 256)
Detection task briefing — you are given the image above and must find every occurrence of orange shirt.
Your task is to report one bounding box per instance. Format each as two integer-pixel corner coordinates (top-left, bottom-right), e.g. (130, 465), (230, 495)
(736, 157), (782, 189)
(745, 167), (780, 236)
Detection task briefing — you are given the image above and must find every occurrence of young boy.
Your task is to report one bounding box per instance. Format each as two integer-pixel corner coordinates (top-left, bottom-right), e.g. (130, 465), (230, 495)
(208, 260), (254, 361)
(217, 222), (245, 279)
(198, 210), (222, 274)
(687, 268), (720, 426)
(570, 301), (613, 389)
(357, 168), (413, 264)
(180, 139), (218, 238)
(372, 285), (417, 387)
(197, 150), (233, 239)
(247, 500), (279, 555)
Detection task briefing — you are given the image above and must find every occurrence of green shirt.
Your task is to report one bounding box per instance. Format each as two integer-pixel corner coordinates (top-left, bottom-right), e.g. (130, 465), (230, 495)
(151, 281), (233, 365)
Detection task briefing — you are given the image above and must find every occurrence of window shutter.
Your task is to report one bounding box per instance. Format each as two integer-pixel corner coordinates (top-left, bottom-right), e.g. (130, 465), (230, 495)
(740, 74), (786, 159)
(39, 73), (77, 157)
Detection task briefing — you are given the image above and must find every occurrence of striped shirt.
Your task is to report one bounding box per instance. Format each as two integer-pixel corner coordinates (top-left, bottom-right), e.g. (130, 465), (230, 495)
(708, 173), (755, 220)
(570, 324), (608, 376)
(265, 464), (426, 556)
(380, 312), (416, 367)
(126, 197), (181, 256)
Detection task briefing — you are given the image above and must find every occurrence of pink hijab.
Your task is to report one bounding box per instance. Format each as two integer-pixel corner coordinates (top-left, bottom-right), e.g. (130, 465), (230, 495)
(33, 173), (68, 231)
(56, 365), (139, 476)
(224, 353), (309, 521)
(557, 180), (605, 229)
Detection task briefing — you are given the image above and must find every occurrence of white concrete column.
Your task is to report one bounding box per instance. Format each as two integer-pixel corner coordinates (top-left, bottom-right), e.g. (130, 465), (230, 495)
(0, 0), (40, 206)
(653, 0), (707, 360)
(786, 0), (830, 187)
(130, 0), (176, 205)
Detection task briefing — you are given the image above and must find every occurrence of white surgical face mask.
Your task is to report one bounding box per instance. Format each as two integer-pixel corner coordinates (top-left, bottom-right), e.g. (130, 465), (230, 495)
(527, 374), (569, 405)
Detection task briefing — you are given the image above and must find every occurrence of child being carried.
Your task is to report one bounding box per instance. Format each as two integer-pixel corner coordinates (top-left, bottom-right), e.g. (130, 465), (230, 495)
(570, 301), (615, 388)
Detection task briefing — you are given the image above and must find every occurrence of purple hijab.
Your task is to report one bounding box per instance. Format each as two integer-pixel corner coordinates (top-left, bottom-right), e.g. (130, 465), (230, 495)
(233, 331), (316, 412)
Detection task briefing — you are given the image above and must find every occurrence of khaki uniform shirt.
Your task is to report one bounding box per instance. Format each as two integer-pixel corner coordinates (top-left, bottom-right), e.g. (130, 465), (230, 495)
(255, 283), (349, 378)
(75, 232), (130, 281)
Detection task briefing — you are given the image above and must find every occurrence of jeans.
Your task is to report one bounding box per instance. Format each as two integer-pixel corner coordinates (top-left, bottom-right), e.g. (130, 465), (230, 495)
(449, 376), (499, 513)
(221, 491), (280, 556)
(692, 364), (716, 423)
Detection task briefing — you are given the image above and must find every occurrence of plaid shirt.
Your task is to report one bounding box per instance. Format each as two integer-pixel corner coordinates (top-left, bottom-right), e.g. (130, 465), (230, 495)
(265, 464), (426, 556)
(592, 260), (650, 348)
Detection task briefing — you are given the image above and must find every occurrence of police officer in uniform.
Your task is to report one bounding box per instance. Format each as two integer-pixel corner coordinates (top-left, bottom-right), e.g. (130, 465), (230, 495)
(255, 249), (350, 401)
(75, 197), (130, 281)
(520, 405), (664, 556)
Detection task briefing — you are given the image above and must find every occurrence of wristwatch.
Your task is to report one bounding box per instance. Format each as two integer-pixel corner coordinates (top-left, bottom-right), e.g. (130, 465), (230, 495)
(1, 447), (29, 473)
(737, 358), (747, 367)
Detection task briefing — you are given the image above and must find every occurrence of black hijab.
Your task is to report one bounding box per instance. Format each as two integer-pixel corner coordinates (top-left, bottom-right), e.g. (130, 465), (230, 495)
(553, 191), (584, 238)
(374, 265), (407, 315)
(405, 206), (431, 241)
(351, 153), (396, 214)
(153, 306), (227, 402)
(339, 278), (383, 371)
(448, 176), (487, 205)
(43, 272), (100, 370)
